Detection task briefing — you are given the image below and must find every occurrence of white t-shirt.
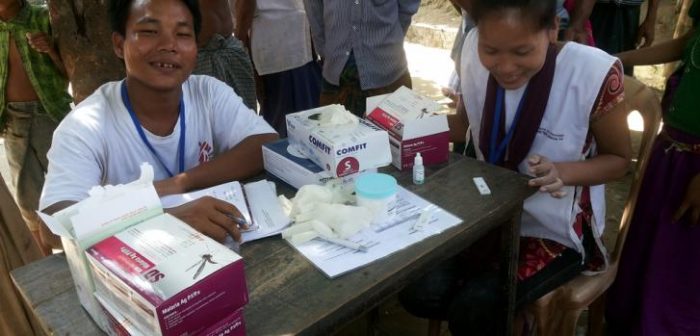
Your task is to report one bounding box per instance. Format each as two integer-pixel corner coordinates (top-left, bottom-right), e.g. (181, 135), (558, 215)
(251, 0), (312, 75)
(40, 75), (276, 210)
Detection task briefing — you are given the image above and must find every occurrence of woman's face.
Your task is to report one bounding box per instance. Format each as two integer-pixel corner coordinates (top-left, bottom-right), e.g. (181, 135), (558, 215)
(477, 9), (558, 90)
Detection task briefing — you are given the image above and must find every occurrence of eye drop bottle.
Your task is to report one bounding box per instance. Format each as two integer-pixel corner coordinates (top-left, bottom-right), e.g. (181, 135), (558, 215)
(413, 152), (424, 185)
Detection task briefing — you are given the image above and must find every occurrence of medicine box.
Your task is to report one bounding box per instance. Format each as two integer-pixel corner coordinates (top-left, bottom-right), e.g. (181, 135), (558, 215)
(366, 87), (450, 170)
(86, 214), (248, 336)
(286, 105), (392, 177)
(263, 138), (370, 190)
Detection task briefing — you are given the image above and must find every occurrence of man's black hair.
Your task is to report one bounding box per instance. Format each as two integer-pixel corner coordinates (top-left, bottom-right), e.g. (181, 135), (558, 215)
(108, 0), (202, 38)
(471, 0), (557, 31)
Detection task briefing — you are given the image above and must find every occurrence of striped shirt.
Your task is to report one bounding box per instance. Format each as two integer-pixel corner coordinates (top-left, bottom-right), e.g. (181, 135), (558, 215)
(304, 0), (420, 90)
(0, 3), (72, 123)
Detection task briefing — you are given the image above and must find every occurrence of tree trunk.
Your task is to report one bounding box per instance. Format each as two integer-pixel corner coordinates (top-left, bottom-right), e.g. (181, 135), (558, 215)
(47, 0), (124, 103)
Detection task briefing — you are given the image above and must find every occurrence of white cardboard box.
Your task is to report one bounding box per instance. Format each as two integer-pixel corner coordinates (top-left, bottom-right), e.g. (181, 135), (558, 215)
(366, 87), (450, 170)
(262, 138), (370, 190)
(86, 214), (248, 336)
(286, 105), (392, 177)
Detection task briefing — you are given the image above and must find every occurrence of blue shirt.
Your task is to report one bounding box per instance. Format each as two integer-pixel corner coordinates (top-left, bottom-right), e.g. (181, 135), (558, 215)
(304, 0), (420, 90)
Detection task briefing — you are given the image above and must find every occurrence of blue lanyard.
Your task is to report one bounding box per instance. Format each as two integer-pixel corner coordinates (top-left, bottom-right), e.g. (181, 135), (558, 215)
(121, 82), (186, 178)
(488, 86), (528, 164)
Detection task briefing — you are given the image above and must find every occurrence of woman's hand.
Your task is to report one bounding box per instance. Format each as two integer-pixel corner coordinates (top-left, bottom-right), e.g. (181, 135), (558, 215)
(674, 173), (700, 225)
(527, 155), (566, 198)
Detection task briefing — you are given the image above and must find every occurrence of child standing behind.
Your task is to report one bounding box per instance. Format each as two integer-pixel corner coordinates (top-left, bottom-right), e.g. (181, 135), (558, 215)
(0, 0), (72, 254)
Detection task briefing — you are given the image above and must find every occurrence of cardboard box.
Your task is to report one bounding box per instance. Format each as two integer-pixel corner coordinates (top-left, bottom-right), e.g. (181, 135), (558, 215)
(262, 138), (372, 190)
(96, 292), (147, 336)
(38, 166), (164, 333)
(96, 292), (245, 336)
(86, 214), (248, 336)
(286, 105), (391, 177)
(366, 87), (450, 170)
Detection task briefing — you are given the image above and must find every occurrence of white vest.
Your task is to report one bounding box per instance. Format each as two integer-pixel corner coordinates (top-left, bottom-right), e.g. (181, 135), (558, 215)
(460, 30), (617, 258)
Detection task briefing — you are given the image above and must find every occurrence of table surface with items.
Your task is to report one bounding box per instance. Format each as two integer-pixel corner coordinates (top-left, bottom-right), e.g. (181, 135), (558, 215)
(11, 154), (535, 336)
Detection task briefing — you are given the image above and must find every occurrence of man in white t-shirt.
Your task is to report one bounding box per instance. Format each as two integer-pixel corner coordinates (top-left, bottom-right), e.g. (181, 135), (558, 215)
(38, 0), (278, 248)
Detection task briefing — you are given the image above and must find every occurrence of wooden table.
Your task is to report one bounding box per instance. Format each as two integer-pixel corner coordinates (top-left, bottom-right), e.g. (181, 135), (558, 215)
(12, 155), (534, 335)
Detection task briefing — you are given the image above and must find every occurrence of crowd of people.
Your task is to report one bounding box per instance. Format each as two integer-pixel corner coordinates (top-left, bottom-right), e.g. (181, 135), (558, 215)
(0, 0), (697, 335)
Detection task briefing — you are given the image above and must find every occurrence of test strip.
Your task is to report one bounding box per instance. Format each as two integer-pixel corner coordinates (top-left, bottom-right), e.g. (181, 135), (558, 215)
(473, 177), (491, 195)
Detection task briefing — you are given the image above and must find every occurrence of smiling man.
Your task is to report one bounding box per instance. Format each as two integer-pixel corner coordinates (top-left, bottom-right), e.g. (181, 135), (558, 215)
(38, 0), (277, 247)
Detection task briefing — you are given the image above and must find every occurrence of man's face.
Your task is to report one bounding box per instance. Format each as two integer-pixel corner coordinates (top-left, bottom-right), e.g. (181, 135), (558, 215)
(112, 0), (197, 92)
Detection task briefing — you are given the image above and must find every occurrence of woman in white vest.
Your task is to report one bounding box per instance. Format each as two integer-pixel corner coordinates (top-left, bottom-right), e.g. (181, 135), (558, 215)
(399, 0), (631, 334)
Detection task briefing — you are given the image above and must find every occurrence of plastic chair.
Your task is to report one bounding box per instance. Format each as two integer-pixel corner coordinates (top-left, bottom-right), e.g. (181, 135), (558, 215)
(524, 76), (663, 336)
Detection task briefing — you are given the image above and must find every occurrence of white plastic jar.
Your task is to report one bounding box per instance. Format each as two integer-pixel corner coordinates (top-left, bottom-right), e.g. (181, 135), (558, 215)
(355, 173), (398, 224)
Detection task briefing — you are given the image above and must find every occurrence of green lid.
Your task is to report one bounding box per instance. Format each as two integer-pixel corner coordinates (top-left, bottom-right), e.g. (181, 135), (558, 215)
(355, 173), (398, 199)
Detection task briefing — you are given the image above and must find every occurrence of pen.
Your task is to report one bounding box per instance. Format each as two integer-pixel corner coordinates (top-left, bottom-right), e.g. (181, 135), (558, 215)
(318, 235), (368, 252)
(227, 214), (249, 228)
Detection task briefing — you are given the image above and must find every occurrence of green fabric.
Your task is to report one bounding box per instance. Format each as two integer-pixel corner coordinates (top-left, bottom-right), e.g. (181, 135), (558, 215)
(665, 1), (700, 136)
(0, 3), (71, 124)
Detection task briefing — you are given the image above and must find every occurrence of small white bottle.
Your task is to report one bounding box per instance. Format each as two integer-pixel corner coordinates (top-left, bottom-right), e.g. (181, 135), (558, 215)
(412, 152), (424, 185)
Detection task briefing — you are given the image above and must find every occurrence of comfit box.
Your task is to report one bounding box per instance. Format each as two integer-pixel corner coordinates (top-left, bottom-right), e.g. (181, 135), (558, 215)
(286, 105), (392, 177)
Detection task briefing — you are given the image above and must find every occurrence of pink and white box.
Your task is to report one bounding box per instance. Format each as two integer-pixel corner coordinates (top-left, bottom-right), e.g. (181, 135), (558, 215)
(86, 213), (248, 336)
(366, 86), (450, 170)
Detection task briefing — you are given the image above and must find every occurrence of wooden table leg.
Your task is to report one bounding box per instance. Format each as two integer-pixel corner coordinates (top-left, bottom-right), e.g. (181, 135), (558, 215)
(499, 207), (522, 336)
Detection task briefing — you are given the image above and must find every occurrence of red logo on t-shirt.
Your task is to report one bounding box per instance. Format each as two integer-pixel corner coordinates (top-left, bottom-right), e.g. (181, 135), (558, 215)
(198, 141), (213, 163)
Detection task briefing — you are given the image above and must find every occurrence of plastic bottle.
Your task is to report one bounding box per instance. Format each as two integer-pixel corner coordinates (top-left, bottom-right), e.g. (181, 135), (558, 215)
(412, 152), (424, 185)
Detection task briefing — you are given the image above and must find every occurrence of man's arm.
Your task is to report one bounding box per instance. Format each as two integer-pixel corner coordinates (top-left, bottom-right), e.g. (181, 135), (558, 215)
(154, 132), (278, 196)
(564, 0), (596, 43)
(303, 0), (326, 58)
(398, 0), (421, 34)
(637, 0), (660, 48)
(233, 0), (255, 49)
(26, 32), (67, 78)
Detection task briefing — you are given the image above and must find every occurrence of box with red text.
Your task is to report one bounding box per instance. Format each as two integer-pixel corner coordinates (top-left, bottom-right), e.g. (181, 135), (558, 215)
(366, 87), (449, 170)
(86, 214), (248, 336)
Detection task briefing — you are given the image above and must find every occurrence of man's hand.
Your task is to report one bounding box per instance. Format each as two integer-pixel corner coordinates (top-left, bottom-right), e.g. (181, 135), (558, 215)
(636, 19), (656, 48)
(674, 173), (700, 225)
(26, 32), (53, 54)
(527, 155), (567, 198)
(166, 196), (248, 243)
(562, 26), (590, 44)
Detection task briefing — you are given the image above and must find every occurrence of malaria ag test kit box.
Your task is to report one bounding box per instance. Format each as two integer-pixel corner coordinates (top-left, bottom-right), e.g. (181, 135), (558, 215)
(366, 86), (450, 170)
(38, 164), (248, 335)
(286, 104), (392, 178)
(86, 213), (247, 336)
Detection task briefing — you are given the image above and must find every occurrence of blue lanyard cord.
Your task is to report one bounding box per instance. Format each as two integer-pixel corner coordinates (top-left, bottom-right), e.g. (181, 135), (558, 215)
(488, 86), (528, 164)
(121, 82), (186, 178)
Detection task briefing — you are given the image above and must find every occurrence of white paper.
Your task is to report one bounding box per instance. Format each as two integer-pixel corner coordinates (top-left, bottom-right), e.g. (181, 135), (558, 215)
(160, 180), (290, 244)
(241, 180), (291, 242)
(290, 186), (462, 278)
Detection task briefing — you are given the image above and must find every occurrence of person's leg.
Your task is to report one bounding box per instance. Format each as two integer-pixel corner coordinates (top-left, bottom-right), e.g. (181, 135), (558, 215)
(399, 257), (467, 321)
(446, 243), (583, 336)
(3, 102), (58, 255)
